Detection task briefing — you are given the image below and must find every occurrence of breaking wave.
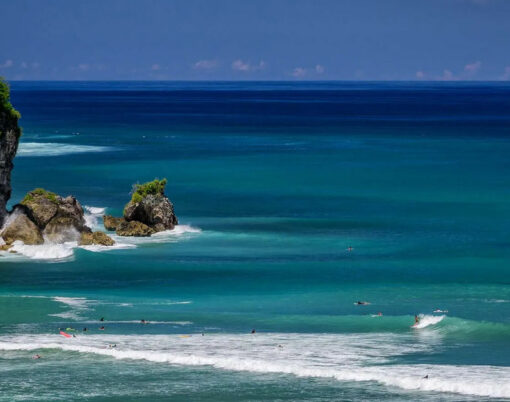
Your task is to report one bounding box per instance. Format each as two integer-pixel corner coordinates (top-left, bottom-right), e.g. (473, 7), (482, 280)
(412, 314), (445, 329)
(0, 333), (508, 399)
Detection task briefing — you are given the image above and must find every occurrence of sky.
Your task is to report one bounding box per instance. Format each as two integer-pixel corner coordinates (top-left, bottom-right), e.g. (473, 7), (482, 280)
(1, 0), (510, 81)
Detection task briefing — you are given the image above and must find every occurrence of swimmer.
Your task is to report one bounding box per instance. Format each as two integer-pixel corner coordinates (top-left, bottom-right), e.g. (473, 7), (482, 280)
(83, 327), (87, 332)
(423, 375), (429, 379)
(347, 246), (353, 252)
(100, 317), (105, 322)
(251, 329), (256, 334)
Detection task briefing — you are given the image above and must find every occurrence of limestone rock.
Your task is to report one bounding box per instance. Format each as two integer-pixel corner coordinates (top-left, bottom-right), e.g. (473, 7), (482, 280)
(20, 189), (58, 228)
(123, 194), (178, 232)
(1, 212), (43, 245)
(0, 80), (22, 226)
(40, 195), (90, 242)
(116, 220), (154, 237)
(103, 215), (125, 231)
(79, 231), (115, 246)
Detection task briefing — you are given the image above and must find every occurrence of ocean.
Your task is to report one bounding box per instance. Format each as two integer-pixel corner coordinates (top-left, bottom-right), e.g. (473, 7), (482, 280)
(1, 81), (509, 401)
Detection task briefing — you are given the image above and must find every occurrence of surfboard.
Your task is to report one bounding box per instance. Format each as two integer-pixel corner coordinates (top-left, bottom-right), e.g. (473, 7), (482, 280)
(60, 331), (72, 338)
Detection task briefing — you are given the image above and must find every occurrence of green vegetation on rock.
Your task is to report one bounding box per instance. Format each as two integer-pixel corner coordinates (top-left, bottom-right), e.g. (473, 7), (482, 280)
(130, 178), (167, 204)
(0, 78), (21, 120)
(21, 188), (59, 205)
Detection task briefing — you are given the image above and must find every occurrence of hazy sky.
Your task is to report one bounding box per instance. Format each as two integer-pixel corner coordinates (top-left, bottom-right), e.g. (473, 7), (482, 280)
(1, 0), (510, 81)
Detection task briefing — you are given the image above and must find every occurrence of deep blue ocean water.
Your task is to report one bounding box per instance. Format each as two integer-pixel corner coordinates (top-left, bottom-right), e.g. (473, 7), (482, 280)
(0, 81), (509, 400)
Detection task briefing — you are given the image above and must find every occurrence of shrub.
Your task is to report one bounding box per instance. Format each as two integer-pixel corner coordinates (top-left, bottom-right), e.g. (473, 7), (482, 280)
(21, 188), (59, 204)
(130, 178), (167, 203)
(0, 78), (21, 120)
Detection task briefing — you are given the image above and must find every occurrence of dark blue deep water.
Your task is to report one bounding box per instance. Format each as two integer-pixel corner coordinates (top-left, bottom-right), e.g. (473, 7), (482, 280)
(1, 81), (509, 401)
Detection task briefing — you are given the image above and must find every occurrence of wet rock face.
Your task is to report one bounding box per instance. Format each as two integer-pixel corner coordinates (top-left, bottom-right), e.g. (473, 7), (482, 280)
(115, 220), (154, 237)
(21, 190), (59, 228)
(79, 231), (115, 246)
(48, 195), (89, 234)
(103, 215), (125, 231)
(0, 211), (44, 245)
(123, 194), (178, 232)
(19, 190), (90, 243)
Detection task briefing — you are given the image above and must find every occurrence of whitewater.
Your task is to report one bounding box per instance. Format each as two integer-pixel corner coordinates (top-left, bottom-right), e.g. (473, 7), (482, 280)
(1, 332), (509, 399)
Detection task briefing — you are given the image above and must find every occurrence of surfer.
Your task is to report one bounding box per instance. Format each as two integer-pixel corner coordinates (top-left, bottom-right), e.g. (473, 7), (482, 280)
(32, 354), (41, 359)
(423, 375), (429, 379)
(100, 317), (105, 322)
(83, 327), (87, 332)
(251, 329), (256, 334)
(414, 315), (420, 325)
(141, 319), (148, 324)
(99, 326), (105, 330)
(347, 246), (353, 252)
(356, 301), (369, 305)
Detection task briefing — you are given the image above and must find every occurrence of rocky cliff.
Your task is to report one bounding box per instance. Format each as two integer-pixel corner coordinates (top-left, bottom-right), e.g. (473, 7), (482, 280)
(0, 80), (21, 226)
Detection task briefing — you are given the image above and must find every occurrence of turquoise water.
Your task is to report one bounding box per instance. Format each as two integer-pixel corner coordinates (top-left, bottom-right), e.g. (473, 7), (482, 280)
(1, 81), (510, 400)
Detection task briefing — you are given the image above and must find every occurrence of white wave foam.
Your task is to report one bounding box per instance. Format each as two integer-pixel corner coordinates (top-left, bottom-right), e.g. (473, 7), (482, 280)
(53, 297), (91, 309)
(110, 224), (201, 245)
(9, 240), (76, 261)
(50, 297), (95, 321)
(0, 333), (508, 398)
(17, 142), (113, 157)
(84, 206), (105, 215)
(0, 219), (200, 261)
(83, 205), (106, 230)
(413, 315), (445, 329)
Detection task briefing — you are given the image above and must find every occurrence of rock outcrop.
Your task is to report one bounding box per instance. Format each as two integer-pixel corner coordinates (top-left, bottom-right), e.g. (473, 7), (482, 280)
(0, 188), (114, 246)
(79, 231), (115, 246)
(1, 209), (44, 245)
(104, 178), (178, 237)
(103, 215), (125, 231)
(116, 220), (154, 237)
(0, 80), (22, 226)
(124, 193), (178, 232)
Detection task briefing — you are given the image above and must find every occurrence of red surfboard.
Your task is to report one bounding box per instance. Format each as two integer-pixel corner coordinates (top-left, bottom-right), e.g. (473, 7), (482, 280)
(60, 331), (72, 338)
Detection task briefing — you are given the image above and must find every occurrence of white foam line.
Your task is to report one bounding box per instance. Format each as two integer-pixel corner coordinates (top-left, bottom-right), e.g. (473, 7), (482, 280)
(0, 334), (508, 399)
(17, 142), (113, 157)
